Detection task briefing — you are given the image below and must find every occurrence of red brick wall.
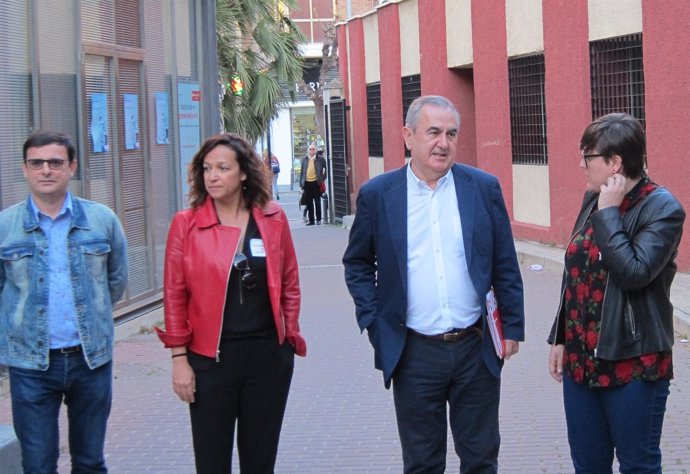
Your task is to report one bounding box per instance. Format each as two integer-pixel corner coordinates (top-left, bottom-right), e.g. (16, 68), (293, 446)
(511, 0), (591, 244)
(342, 19), (370, 195)
(642, 0), (690, 269)
(470, 0), (514, 216)
(338, 0), (378, 19)
(377, 3), (404, 171)
(418, 0), (477, 167)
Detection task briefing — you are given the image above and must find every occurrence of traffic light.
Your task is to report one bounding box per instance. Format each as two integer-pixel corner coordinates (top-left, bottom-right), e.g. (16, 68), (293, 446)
(230, 74), (244, 96)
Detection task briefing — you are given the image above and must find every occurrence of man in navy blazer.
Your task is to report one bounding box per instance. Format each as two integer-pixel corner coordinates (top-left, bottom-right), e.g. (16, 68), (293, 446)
(343, 95), (525, 473)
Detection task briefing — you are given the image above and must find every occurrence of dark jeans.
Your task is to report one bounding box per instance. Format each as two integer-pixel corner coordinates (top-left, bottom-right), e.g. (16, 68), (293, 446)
(303, 180), (322, 224)
(563, 374), (669, 473)
(9, 355), (112, 474)
(392, 332), (500, 474)
(188, 337), (295, 473)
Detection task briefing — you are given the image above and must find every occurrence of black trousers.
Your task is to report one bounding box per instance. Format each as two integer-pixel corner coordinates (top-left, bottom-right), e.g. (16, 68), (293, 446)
(392, 332), (500, 474)
(303, 180), (322, 223)
(188, 337), (294, 473)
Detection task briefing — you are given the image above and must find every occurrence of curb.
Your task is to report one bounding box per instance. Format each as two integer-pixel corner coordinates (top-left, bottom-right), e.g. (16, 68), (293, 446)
(515, 240), (690, 340)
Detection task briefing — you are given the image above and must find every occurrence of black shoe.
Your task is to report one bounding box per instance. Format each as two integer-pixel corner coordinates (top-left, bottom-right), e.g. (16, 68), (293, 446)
(306, 222), (315, 226)
(316, 220), (321, 225)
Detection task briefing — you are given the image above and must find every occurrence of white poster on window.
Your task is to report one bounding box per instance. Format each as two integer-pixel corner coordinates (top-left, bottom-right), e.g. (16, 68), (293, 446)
(155, 92), (170, 144)
(123, 94), (140, 150)
(90, 93), (109, 153)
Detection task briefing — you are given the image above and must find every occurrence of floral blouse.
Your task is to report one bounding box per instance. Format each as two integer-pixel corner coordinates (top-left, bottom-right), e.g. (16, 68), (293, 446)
(562, 175), (673, 388)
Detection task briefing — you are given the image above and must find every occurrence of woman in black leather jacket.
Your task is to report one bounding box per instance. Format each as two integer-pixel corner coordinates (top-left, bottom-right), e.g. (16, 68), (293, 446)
(547, 113), (685, 473)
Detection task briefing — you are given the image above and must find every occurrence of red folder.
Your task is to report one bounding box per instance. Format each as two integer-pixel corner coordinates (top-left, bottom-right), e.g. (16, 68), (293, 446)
(485, 288), (505, 359)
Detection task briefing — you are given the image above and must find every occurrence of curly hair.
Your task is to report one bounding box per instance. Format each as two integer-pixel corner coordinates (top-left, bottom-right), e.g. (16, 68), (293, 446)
(187, 133), (270, 208)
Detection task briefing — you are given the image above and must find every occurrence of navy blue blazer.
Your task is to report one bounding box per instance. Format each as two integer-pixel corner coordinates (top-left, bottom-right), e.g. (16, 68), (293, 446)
(343, 164), (525, 388)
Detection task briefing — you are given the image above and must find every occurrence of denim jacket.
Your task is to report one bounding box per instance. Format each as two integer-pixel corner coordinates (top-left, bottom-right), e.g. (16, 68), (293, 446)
(0, 196), (128, 370)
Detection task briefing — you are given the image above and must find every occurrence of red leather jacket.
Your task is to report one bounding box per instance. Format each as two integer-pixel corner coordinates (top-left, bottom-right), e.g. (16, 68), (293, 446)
(156, 196), (306, 357)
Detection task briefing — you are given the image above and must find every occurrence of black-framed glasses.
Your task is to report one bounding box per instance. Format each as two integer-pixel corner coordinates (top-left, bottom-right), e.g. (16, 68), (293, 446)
(25, 158), (67, 170)
(580, 150), (605, 167)
(233, 253), (257, 290)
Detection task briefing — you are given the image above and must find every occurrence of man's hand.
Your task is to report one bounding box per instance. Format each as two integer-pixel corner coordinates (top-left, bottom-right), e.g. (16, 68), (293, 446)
(548, 344), (565, 383)
(504, 339), (520, 360)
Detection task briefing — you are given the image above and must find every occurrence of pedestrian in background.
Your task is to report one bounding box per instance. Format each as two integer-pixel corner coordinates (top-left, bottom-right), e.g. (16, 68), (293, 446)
(343, 95), (525, 473)
(156, 133), (306, 473)
(299, 142), (327, 225)
(262, 148), (281, 201)
(548, 113), (686, 473)
(0, 130), (128, 473)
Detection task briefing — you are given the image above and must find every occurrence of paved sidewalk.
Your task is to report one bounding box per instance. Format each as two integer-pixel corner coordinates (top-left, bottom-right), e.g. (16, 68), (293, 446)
(1, 190), (689, 473)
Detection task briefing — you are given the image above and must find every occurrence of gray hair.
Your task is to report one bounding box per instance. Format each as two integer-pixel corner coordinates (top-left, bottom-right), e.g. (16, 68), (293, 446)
(404, 95), (461, 130)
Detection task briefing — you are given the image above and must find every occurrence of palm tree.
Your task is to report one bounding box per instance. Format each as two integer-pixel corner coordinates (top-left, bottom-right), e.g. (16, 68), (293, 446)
(216, 0), (304, 142)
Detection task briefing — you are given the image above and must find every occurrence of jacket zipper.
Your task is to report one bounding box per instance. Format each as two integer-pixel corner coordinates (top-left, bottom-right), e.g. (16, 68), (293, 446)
(552, 201), (594, 349)
(626, 298), (636, 338)
(256, 216), (284, 345)
(216, 237), (241, 362)
(594, 275), (609, 358)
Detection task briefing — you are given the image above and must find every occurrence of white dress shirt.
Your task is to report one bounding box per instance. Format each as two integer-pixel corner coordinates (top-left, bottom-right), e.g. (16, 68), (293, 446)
(405, 164), (481, 334)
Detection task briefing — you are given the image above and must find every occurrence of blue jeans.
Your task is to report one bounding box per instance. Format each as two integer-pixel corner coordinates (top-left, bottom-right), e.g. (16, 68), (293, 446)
(563, 374), (669, 474)
(9, 353), (112, 474)
(393, 332), (500, 474)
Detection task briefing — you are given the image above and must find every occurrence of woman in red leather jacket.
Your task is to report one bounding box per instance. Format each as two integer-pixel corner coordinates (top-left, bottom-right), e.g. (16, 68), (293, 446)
(156, 133), (306, 473)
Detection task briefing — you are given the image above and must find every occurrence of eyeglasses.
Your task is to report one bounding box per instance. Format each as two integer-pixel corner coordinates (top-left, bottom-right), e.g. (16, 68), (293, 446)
(580, 150), (606, 167)
(25, 158), (67, 170)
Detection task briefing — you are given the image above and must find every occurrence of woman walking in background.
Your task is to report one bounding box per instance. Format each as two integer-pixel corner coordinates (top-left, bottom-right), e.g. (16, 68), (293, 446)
(548, 113), (685, 473)
(157, 133), (306, 473)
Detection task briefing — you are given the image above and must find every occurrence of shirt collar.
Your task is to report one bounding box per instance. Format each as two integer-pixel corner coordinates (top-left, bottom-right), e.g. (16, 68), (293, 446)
(406, 162), (452, 192)
(29, 192), (73, 220)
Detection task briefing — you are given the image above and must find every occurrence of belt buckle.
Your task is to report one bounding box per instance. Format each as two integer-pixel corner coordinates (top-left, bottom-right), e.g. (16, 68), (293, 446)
(443, 331), (463, 342)
(59, 346), (81, 354)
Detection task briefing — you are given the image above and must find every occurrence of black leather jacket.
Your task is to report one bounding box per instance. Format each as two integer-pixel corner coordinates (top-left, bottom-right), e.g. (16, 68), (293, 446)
(548, 186), (685, 360)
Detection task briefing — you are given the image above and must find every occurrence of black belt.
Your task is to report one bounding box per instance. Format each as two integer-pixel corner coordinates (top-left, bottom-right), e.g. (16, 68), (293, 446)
(49, 345), (82, 354)
(408, 320), (482, 343)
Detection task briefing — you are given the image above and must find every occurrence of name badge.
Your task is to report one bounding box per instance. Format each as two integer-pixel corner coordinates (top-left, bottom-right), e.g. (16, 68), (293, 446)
(249, 238), (266, 257)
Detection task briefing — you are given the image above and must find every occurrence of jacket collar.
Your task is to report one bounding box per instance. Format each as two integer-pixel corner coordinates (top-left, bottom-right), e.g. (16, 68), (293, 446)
(22, 194), (89, 232)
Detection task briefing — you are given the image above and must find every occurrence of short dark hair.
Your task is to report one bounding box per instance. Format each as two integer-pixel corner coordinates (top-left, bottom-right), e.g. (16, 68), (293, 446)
(579, 113), (646, 178)
(23, 131), (76, 163)
(187, 133), (269, 208)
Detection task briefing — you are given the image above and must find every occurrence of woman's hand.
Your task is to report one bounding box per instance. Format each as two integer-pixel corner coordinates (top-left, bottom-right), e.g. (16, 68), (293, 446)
(172, 356), (196, 403)
(598, 173), (627, 209)
(549, 344), (565, 383)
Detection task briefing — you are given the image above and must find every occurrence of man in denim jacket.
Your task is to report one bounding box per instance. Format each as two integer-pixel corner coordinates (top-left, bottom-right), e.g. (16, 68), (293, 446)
(0, 131), (128, 473)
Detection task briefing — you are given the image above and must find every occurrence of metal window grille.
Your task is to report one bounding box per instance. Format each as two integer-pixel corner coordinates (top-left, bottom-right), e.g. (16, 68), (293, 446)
(366, 82), (383, 156)
(590, 34), (645, 127)
(402, 74), (421, 157)
(509, 54), (548, 165)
